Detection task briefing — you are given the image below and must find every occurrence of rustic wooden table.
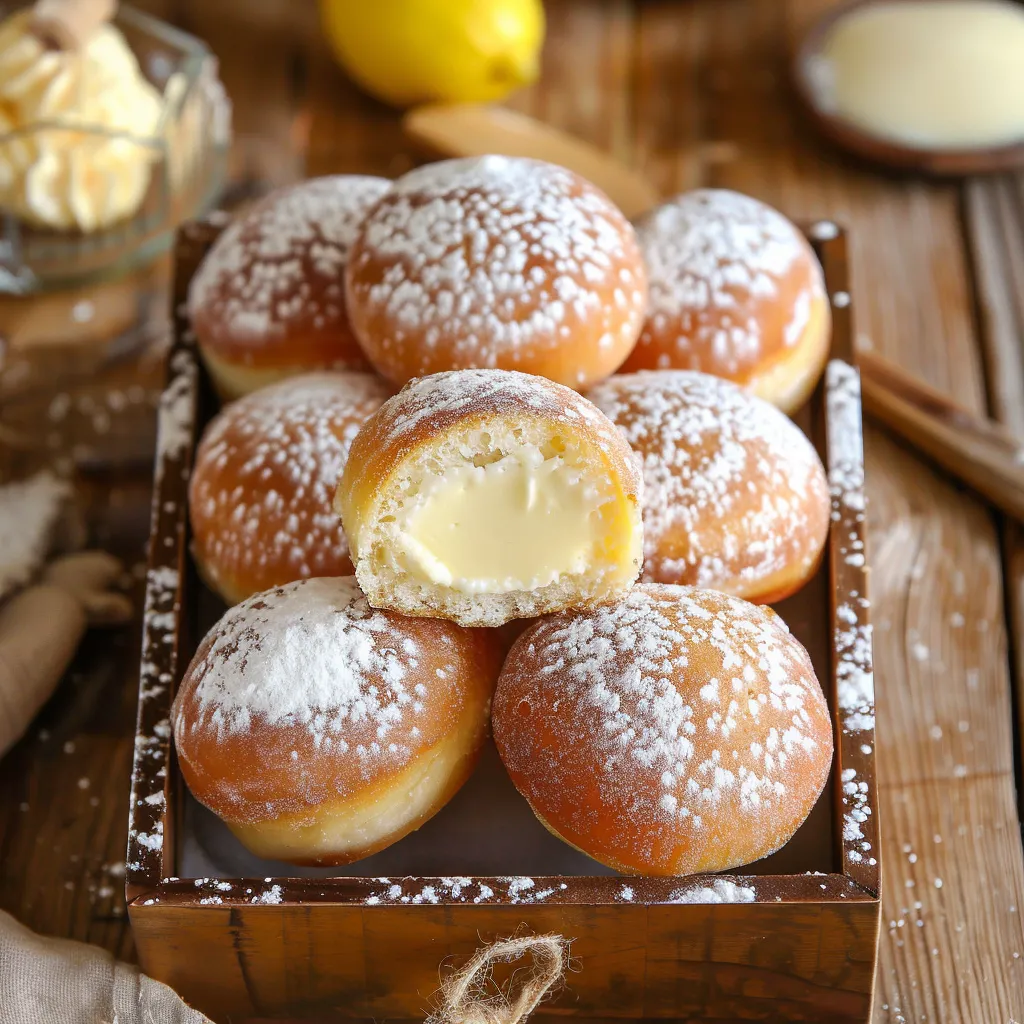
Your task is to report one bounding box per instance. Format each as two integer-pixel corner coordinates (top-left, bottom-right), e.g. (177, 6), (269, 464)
(2, 2), (1023, 1021)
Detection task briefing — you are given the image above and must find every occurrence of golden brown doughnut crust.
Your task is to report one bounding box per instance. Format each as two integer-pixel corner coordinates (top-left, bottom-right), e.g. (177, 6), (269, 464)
(172, 577), (501, 861)
(344, 156), (647, 390)
(188, 176), (391, 394)
(492, 584), (834, 877)
(188, 372), (391, 606)
(622, 189), (831, 414)
(587, 370), (830, 603)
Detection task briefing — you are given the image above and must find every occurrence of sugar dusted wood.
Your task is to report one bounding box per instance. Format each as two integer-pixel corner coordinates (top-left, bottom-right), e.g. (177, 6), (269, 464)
(1, 3), (1022, 1022)
(127, 220), (876, 1020)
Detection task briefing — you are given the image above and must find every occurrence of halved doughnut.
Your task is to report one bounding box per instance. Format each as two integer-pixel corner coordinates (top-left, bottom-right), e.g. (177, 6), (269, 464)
(335, 368), (644, 627)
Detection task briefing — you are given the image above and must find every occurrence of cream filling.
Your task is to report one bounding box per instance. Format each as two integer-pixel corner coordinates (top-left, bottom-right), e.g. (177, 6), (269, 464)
(812, 0), (1024, 150)
(397, 446), (610, 594)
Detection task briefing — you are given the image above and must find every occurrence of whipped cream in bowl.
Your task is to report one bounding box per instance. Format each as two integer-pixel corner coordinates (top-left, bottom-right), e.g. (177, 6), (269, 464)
(0, 5), (229, 293)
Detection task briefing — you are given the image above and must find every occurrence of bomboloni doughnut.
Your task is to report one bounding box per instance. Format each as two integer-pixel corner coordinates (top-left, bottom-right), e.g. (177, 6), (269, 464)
(622, 189), (831, 414)
(172, 576), (501, 865)
(189, 372), (391, 606)
(336, 368), (644, 627)
(188, 175), (391, 399)
(344, 155), (647, 390)
(588, 369), (830, 602)
(492, 584), (833, 876)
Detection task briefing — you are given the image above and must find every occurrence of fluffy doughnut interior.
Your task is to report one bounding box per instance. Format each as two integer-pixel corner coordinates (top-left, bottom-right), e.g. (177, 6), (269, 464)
(354, 416), (642, 627)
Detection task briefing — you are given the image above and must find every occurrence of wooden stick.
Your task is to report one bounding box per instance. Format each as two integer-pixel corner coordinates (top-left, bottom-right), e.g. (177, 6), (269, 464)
(403, 105), (661, 220)
(858, 347), (1024, 522)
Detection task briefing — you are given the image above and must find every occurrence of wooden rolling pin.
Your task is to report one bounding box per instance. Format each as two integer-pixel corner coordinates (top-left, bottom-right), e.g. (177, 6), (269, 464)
(403, 103), (1024, 523)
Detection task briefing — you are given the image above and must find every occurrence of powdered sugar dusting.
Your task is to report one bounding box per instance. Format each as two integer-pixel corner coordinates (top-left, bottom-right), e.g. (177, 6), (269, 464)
(633, 189), (823, 376)
(360, 877), (566, 905)
(175, 577), (422, 752)
(189, 372), (389, 596)
(497, 585), (832, 870)
(841, 767), (875, 867)
(370, 368), (629, 461)
(826, 360), (866, 514)
(668, 878), (757, 903)
(826, 360), (874, 734)
(588, 370), (829, 590)
(155, 348), (197, 471)
(188, 176), (391, 347)
(347, 156), (645, 385)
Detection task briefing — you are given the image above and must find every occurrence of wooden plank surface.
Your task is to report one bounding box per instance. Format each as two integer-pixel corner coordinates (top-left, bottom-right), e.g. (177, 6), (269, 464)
(2, 0), (1024, 1020)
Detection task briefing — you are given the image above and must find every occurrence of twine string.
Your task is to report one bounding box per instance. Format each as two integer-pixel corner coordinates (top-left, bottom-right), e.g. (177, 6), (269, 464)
(428, 933), (568, 1024)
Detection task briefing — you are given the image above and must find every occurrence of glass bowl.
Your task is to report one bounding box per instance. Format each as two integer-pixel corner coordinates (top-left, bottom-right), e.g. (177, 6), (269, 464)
(0, 4), (231, 295)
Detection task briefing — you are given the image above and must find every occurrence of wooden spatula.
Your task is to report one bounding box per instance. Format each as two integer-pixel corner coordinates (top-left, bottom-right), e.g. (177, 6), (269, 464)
(402, 103), (1024, 522)
(403, 104), (661, 220)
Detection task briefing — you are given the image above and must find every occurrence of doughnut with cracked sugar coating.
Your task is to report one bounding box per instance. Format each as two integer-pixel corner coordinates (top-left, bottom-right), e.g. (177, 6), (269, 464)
(188, 175), (392, 399)
(336, 368), (645, 627)
(172, 576), (501, 866)
(622, 189), (831, 414)
(588, 369), (829, 602)
(344, 155), (647, 390)
(492, 584), (833, 876)
(189, 372), (392, 606)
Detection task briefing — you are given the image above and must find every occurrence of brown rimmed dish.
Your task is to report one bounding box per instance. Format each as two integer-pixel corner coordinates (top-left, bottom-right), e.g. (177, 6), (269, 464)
(792, 0), (1024, 177)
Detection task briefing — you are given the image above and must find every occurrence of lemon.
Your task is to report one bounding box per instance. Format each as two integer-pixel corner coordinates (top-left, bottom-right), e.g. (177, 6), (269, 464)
(319, 0), (545, 107)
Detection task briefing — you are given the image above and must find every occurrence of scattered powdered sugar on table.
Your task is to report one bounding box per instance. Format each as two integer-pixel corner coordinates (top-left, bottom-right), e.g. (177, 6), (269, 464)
(188, 176), (391, 345)
(634, 189), (822, 374)
(498, 585), (831, 861)
(175, 577), (426, 757)
(668, 878), (757, 904)
(347, 156), (645, 380)
(588, 370), (828, 589)
(190, 372), (389, 588)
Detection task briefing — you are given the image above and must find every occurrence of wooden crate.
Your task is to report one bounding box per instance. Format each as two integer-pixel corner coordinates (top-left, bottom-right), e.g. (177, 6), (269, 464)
(126, 217), (879, 1023)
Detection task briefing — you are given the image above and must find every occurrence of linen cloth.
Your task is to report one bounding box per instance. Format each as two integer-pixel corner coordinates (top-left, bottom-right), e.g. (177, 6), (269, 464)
(0, 910), (210, 1024)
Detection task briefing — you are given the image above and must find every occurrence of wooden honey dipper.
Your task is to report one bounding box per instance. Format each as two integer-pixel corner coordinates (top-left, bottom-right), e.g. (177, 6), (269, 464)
(405, 104), (1024, 524)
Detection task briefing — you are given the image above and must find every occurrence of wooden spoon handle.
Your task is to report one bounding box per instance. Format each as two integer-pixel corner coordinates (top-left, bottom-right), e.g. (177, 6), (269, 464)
(858, 347), (1024, 521)
(31, 0), (115, 50)
(402, 104), (662, 220)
